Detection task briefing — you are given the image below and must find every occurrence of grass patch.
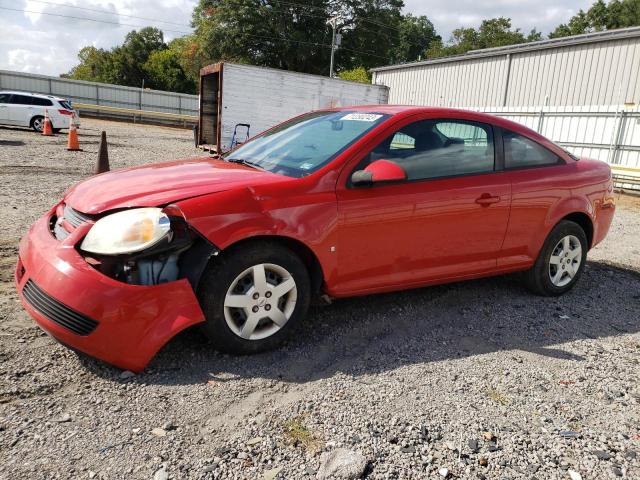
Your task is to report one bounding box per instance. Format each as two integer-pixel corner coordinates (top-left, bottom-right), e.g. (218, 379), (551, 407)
(282, 416), (322, 452)
(486, 388), (510, 406)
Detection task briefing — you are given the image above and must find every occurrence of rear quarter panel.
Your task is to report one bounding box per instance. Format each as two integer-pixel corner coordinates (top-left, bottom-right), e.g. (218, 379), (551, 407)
(499, 159), (614, 269)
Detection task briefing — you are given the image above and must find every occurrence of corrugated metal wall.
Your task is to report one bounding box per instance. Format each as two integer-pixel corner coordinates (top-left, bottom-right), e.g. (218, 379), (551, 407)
(0, 69), (198, 116)
(373, 35), (640, 108)
(375, 56), (509, 107)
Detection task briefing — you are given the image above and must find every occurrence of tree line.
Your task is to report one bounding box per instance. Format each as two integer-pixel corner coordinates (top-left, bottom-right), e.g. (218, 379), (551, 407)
(62, 0), (640, 93)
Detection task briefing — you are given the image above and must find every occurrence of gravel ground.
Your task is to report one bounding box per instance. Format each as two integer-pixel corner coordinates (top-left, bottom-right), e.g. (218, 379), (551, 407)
(1, 119), (639, 480)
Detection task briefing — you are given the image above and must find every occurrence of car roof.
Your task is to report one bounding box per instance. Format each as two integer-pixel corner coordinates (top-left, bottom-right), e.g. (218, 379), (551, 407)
(0, 90), (67, 101)
(329, 104), (545, 141)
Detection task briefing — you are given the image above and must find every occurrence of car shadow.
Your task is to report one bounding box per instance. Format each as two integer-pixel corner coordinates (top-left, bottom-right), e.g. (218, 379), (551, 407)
(0, 140), (25, 146)
(78, 260), (640, 385)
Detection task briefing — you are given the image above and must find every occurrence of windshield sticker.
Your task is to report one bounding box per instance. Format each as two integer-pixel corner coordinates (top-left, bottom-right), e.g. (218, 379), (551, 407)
(340, 113), (383, 122)
(299, 162), (314, 170)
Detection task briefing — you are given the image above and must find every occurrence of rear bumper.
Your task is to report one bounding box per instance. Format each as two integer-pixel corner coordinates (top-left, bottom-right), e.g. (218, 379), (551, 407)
(15, 208), (205, 372)
(592, 190), (616, 248)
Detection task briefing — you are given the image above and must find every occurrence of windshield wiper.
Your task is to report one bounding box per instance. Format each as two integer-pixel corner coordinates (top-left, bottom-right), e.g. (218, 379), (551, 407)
(226, 158), (264, 170)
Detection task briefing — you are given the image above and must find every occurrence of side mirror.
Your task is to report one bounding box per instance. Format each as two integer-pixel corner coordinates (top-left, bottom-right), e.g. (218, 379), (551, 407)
(351, 159), (407, 186)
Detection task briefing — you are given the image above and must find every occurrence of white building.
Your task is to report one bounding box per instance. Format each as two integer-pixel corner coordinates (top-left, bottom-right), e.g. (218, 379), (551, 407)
(371, 27), (640, 109)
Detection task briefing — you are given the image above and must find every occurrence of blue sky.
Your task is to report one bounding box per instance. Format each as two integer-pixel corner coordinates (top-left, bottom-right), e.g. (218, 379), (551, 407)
(0, 0), (593, 76)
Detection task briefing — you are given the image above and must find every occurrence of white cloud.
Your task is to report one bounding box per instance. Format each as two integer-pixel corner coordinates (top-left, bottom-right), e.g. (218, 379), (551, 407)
(0, 0), (195, 76)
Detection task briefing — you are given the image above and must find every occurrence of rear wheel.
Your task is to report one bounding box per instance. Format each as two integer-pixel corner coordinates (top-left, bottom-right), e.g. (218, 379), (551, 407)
(524, 220), (588, 296)
(197, 242), (311, 354)
(31, 116), (44, 132)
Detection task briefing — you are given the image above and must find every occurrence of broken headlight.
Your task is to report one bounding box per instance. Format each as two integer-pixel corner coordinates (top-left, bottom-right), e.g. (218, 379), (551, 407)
(80, 207), (171, 255)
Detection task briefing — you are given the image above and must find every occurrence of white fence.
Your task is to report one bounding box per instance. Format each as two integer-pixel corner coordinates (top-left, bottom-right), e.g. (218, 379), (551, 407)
(480, 105), (640, 168)
(0, 69), (198, 124)
(480, 105), (640, 190)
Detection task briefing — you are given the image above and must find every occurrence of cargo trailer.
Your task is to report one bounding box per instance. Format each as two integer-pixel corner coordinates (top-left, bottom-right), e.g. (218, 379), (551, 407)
(198, 62), (389, 153)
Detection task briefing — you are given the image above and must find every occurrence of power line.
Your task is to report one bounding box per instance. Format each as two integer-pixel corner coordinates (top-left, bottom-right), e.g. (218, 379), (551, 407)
(24, 0), (192, 27)
(0, 6), (193, 35)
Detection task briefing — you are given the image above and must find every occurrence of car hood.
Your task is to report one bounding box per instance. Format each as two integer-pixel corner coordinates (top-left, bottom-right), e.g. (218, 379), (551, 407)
(65, 157), (284, 214)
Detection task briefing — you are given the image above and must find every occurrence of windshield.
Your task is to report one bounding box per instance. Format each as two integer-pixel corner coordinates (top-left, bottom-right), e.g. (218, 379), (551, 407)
(225, 110), (389, 178)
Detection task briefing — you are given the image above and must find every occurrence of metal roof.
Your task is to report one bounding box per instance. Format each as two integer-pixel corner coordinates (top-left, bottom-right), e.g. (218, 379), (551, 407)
(371, 26), (640, 73)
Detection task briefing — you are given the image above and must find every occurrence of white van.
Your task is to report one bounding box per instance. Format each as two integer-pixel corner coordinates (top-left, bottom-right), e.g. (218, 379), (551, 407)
(0, 91), (79, 132)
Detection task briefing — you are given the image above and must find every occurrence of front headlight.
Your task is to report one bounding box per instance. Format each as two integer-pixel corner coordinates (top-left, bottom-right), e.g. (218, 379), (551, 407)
(80, 208), (171, 255)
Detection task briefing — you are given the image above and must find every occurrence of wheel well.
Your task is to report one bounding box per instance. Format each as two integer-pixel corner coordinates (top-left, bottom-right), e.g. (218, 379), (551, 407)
(223, 236), (325, 294)
(30, 115), (43, 125)
(562, 212), (594, 248)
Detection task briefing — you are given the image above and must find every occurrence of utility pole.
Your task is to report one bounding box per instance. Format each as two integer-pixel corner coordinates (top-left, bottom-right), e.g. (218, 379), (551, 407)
(328, 16), (340, 78)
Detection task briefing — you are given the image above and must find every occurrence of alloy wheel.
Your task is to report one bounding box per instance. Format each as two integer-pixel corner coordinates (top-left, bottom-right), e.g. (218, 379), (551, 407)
(223, 263), (297, 340)
(549, 234), (582, 287)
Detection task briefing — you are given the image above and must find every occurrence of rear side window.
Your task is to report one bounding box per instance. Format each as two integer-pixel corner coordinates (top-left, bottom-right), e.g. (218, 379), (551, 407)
(503, 131), (561, 168)
(58, 100), (72, 109)
(32, 97), (53, 106)
(8, 95), (33, 105)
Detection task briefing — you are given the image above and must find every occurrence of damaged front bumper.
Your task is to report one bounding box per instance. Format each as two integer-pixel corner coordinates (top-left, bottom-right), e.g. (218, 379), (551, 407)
(15, 205), (208, 372)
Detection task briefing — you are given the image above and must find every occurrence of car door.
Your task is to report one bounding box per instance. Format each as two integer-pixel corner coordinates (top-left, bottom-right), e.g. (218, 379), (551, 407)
(334, 117), (512, 295)
(8, 94), (33, 126)
(0, 93), (11, 123)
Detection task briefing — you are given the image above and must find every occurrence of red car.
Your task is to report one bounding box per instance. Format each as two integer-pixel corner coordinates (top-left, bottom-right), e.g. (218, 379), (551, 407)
(15, 106), (616, 371)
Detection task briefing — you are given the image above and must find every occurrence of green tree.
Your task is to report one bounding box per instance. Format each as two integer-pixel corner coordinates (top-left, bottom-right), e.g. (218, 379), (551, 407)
(337, 66), (370, 83)
(427, 17), (541, 58)
(550, 0), (640, 38)
(62, 46), (112, 82)
(110, 27), (167, 87)
(144, 47), (197, 93)
(64, 27), (196, 93)
(390, 14), (440, 63)
(191, 0), (432, 74)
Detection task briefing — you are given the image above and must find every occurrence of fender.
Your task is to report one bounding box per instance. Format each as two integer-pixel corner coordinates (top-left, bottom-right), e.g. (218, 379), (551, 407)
(175, 184), (340, 287)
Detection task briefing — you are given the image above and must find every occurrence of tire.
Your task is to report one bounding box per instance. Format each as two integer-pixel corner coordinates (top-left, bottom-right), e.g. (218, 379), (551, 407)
(524, 220), (588, 296)
(52, 128), (61, 134)
(31, 116), (44, 132)
(197, 242), (311, 354)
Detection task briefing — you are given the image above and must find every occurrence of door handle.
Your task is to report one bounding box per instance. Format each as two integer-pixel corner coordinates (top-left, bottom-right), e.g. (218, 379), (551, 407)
(475, 194), (500, 206)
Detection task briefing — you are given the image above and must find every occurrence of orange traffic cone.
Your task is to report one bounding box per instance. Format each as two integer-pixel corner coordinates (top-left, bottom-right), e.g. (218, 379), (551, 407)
(66, 115), (82, 151)
(41, 109), (54, 136)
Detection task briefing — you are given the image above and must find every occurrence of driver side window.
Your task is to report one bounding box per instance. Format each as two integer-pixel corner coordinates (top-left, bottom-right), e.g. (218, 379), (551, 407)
(363, 119), (495, 181)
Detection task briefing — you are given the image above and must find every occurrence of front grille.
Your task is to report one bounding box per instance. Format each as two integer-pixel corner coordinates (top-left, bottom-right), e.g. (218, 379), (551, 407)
(22, 279), (98, 336)
(63, 205), (93, 228)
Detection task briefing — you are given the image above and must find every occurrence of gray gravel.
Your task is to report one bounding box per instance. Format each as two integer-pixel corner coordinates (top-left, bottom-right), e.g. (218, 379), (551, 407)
(1, 119), (639, 480)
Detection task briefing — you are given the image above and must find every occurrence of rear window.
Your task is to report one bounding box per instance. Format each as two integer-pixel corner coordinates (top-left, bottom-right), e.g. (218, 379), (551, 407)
(503, 131), (562, 169)
(58, 100), (72, 109)
(32, 97), (53, 106)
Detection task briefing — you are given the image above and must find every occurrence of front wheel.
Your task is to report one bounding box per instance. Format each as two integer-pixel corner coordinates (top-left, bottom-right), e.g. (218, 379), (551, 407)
(524, 220), (588, 296)
(197, 242), (311, 354)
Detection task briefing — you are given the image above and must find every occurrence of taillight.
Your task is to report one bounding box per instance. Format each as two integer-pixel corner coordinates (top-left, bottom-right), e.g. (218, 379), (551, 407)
(58, 109), (73, 115)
